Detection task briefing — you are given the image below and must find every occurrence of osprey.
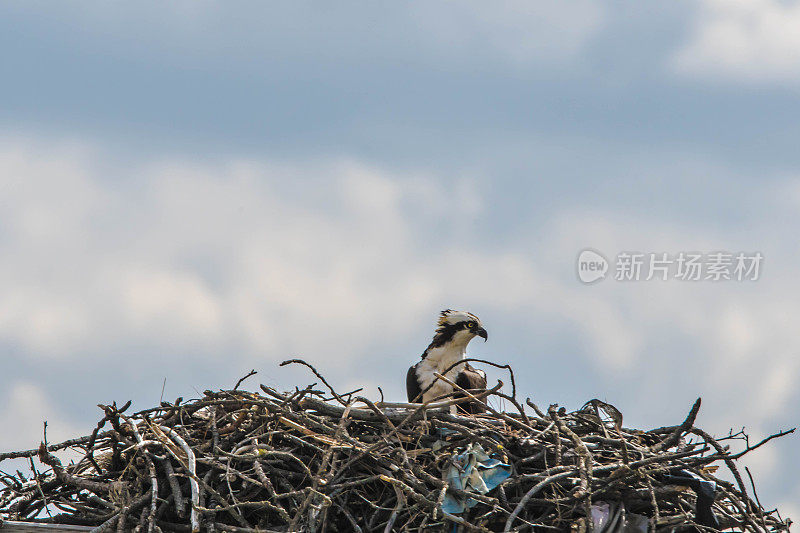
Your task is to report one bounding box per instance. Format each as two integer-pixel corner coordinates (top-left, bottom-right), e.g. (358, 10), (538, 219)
(406, 309), (488, 414)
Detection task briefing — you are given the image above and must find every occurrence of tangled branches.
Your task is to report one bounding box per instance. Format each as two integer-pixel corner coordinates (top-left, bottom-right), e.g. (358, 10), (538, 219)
(0, 365), (794, 532)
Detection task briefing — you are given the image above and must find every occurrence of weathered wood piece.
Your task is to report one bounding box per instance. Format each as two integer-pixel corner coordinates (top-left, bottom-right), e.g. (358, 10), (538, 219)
(0, 520), (93, 532)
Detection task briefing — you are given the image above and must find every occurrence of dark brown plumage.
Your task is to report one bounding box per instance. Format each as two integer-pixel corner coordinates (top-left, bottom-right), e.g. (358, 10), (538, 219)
(406, 365), (423, 404)
(453, 363), (488, 414)
(405, 361), (487, 413)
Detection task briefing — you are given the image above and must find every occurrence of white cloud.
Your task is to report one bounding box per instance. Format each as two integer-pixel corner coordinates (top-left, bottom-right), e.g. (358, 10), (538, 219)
(538, 208), (800, 429)
(0, 135), (797, 514)
(672, 0), (800, 82)
(0, 382), (81, 453)
(5, 137), (795, 425)
(0, 139), (496, 362)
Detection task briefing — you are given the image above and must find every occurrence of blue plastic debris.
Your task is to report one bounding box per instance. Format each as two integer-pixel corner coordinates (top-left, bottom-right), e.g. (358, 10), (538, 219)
(440, 443), (512, 514)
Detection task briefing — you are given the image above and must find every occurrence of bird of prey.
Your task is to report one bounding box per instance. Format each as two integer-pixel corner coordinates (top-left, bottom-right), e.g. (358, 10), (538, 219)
(406, 309), (488, 414)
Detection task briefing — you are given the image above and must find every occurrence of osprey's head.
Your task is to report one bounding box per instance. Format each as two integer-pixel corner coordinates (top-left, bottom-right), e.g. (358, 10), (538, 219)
(431, 309), (488, 347)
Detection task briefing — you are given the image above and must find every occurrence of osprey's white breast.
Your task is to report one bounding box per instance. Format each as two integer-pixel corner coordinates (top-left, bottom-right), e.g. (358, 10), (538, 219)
(414, 339), (470, 403)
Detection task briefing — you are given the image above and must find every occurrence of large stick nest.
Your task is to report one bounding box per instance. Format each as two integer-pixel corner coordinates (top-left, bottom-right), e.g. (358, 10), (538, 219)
(0, 361), (794, 532)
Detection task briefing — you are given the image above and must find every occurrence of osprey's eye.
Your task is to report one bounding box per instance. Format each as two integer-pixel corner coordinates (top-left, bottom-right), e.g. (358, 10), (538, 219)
(466, 322), (475, 329)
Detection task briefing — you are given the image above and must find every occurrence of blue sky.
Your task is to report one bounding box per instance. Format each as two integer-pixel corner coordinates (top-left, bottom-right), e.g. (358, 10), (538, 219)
(1, 0), (799, 521)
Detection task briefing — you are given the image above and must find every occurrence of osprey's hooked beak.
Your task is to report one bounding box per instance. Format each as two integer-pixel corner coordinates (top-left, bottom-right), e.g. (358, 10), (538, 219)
(475, 326), (488, 342)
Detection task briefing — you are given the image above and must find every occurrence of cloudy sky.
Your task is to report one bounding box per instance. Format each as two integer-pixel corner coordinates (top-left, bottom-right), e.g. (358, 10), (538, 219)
(1, 0), (799, 521)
